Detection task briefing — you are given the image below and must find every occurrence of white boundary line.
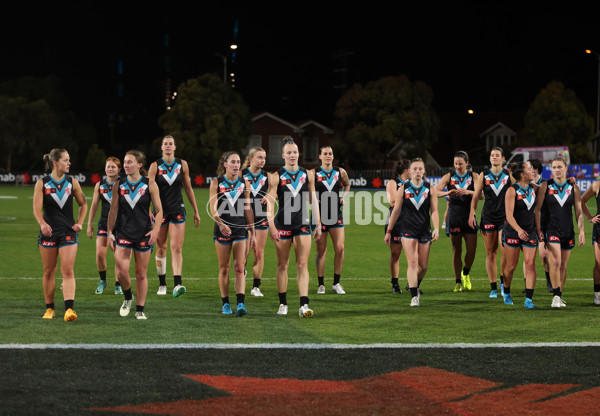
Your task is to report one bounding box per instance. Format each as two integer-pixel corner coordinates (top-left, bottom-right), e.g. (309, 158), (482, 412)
(2, 342), (600, 349)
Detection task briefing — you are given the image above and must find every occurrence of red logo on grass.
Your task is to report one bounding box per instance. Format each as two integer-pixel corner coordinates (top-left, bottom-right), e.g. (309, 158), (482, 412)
(88, 367), (597, 415)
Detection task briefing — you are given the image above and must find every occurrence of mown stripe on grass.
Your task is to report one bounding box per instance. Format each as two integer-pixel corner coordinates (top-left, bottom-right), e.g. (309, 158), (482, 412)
(0, 276), (595, 282)
(2, 342), (600, 349)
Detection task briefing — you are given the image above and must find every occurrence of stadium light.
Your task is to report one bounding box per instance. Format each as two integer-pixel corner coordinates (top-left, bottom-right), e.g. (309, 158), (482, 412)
(586, 49), (600, 141)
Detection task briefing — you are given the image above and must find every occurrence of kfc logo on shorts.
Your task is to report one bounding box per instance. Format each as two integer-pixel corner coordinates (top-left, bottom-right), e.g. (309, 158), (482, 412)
(548, 235), (560, 242)
(392, 235), (401, 243)
(278, 230), (292, 237)
(118, 238), (131, 245)
(41, 240), (57, 247)
(449, 227), (460, 233)
(507, 238), (520, 245)
(217, 236), (230, 242)
(484, 224), (495, 230)
(98, 229), (107, 235)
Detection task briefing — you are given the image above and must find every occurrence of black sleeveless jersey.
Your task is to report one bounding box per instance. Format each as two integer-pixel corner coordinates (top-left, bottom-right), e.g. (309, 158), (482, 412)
(481, 168), (511, 222)
(153, 157), (184, 214)
(448, 170), (475, 213)
(98, 178), (117, 223)
(42, 175), (75, 234)
(242, 167), (269, 225)
(506, 182), (537, 233)
(314, 166), (343, 224)
(214, 175), (248, 231)
(387, 177), (408, 226)
(542, 179), (575, 236)
(116, 176), (152, 241)
(400, 181), (432, 236)
(275, 166), (310, 228)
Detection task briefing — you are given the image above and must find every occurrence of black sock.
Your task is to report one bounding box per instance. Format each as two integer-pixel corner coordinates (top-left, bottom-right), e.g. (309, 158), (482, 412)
(124, 288), (133, 300)
(504, 286), (511, 294)
(300, 296), (309, 306)
(463, 267), (470, 275)
(46, 303), (55, 310)
(545, 271), (551, 283)
(174, 275), (182, 286)
(500, 275), (504, 284)
(136, 304), (144, 312)
(410, 287), (418, 297)
(278, 292), (287, 305)
(456, 278), (462, 284)
(99, 270), (107, 281)
(222, 296), (230, 305)
(491, 282), (497, 290)
(115, 281), (121, 287)
(525, 288), (534, 299)
(158, 274), (166, 286)
(391, 277), (399, 286)
(553, 288), (561, 296)
(595, 284), (600, 292)
(236, 293), (245, 304)
(64, 299), (74, 310)
(318, 276), (324, 286)
(417, 279), (422, 287)
(333, 273), (340, 285)
(253, 278), (261, 288)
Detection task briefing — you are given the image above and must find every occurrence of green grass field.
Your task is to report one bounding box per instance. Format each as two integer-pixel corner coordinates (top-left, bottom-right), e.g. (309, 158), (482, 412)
(3, 184), (600, 415)
(1, 184), (600, 345)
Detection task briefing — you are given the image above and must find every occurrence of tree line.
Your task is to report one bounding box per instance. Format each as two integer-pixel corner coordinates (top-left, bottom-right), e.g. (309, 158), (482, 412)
(0, 73), (594, 174)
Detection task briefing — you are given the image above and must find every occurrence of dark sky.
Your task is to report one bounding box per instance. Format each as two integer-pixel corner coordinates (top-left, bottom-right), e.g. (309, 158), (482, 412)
(2, 3), (599, 139)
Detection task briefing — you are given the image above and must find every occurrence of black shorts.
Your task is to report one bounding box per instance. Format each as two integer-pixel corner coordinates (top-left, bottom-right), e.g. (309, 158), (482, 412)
(400, 227), (432, 245)
(38, 231), (78, 249)
(254, 218), (269, 231)
(161, 209), (186, 226)
(277, 226), (312, 240)
(384, 222), (402, 245)
(479, 217), (505, 234)
(592, 225), (600, 245)
(502, 228), (538, 248)
(115, 234), (153, 252)
(448, 216), (478, 235)
(97, 219), (108, 237)
(321, 219), (344, 233)
(214, 224), (248, 245)
(545, 231), (575, 250)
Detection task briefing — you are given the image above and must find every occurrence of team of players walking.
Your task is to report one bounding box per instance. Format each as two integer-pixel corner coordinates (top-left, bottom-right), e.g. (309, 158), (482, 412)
(33, 139), (600, 321)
